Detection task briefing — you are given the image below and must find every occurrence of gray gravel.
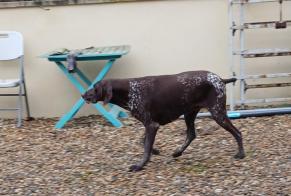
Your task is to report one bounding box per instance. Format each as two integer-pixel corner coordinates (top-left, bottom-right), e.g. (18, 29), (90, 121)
(0, 114), (290, 195)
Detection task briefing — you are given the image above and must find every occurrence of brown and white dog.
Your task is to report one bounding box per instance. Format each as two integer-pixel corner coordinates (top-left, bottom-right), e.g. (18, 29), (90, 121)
(82, 71), (245, 172)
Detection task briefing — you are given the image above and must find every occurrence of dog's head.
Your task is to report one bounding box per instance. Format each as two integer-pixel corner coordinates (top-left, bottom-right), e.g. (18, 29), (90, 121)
(82, 81), (112, 105)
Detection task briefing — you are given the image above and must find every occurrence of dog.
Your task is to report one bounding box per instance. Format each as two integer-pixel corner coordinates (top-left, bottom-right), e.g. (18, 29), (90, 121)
(82, 71), (245, 172)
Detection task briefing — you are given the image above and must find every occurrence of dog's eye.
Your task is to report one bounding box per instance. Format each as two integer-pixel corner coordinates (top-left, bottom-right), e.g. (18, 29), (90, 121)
(94, 82), (101, 88)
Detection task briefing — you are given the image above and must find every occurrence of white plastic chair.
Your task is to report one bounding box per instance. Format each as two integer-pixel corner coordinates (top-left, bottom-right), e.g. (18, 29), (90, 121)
(0, 31), (31, 127)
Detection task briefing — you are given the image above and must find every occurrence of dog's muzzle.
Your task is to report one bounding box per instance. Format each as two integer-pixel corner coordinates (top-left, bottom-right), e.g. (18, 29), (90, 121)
(81, 94), (90, 104)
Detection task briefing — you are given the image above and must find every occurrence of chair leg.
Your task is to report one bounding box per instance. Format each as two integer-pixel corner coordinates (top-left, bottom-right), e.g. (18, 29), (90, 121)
(17, 84), (23, 127)
(23, 80), (32, 120)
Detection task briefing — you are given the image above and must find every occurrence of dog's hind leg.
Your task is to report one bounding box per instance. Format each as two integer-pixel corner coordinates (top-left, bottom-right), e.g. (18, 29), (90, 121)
(141, 134), (160, 155)
(172, 109), (200, 158)
(129, 122), (159, 172)
(208, 101), (245, 159)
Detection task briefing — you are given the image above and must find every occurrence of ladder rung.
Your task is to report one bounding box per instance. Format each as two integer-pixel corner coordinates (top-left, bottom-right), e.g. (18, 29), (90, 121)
(234, 48), (291, 58)
(236, 97), (291, 104)
(0, 108), (20, 111)
(232, 20), (291, 30)
(245, 83), (291, 89)
(242, 72), (291, 79)
(232, 0), (291, 4)
(0, 94), (26, 96)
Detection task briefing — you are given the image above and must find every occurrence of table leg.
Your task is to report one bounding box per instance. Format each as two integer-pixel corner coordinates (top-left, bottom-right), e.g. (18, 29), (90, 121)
(55, 61), (124, 129)
(75, 65), (128, 118)
(108, 104), (128, 118)
(92, 102), (123, 127)
(55, 98), (85, 129)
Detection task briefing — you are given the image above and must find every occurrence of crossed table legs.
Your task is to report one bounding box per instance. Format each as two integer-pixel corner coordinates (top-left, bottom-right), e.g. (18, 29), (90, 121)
(54, 59), (127, 129)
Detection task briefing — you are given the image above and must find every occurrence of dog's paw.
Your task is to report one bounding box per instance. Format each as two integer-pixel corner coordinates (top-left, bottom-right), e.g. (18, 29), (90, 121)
(152, 148), (160, 155)
(234, 152), (245, 159)
(129, 165), (143, 172)
(172, 150), (182, 158)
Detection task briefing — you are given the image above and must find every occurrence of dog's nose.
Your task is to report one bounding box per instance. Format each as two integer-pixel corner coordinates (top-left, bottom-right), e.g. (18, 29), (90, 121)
(81, 94), (89, 103)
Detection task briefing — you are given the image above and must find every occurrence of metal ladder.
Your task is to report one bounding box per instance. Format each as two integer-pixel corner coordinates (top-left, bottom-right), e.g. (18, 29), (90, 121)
(228, 0), (291, 116)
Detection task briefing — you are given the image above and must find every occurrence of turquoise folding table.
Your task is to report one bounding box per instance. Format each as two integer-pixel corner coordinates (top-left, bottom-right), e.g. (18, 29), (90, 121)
(45, 45), (130, 129)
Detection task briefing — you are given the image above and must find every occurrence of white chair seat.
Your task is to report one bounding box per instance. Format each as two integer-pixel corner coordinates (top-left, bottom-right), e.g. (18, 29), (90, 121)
(0, 79), (21, 88)
(0, 31), (31, 127)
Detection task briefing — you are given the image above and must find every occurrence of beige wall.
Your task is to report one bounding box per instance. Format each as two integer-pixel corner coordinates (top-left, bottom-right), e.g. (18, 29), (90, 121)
(0, 0), (290, 118)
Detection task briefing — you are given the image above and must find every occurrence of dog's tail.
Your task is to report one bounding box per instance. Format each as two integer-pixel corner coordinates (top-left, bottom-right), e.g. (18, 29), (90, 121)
(222, 78), (237, 84)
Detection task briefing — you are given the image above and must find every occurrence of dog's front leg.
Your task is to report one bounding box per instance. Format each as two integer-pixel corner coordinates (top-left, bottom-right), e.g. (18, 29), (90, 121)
(129, 122), (159, 172)
(140, 134), (160, 155)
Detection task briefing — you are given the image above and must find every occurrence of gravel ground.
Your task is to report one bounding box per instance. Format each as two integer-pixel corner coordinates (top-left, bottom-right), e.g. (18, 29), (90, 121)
(0, 114), (290, 195)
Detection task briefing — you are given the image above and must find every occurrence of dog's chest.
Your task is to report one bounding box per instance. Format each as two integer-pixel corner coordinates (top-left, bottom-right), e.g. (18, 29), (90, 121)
(128, 79), (154, 113)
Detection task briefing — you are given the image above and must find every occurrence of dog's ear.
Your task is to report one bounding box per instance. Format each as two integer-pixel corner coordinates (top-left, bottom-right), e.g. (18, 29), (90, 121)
(94, 82), (102, 90)
(93, 82), (103, 98)
(103, 82), (112, 105)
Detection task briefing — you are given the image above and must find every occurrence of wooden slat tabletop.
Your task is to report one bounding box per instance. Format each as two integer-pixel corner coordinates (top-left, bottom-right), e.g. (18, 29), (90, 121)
(44, 45), (130, 61)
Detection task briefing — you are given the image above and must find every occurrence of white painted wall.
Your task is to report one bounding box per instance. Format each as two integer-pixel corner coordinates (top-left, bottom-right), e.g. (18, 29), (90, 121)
(0, 0), (290, 118)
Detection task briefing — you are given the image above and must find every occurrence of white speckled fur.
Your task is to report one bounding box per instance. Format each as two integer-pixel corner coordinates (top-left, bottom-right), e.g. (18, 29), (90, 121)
(128, 79), (154, 122)
(128, 81), (141, 111)
(207, 72), (225, 98)
(177, 73), (203, 102)
(177, 74), (202, 87)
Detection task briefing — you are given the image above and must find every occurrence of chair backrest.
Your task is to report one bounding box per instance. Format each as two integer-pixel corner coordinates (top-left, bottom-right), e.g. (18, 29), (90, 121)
(0, 31), (23, 61)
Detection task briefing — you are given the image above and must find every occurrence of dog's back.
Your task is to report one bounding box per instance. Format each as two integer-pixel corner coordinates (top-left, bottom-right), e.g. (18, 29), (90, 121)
(127, 71), (225, 124)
